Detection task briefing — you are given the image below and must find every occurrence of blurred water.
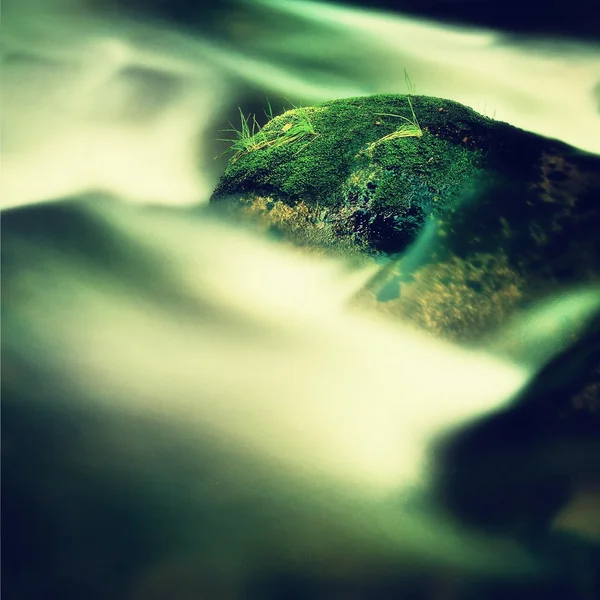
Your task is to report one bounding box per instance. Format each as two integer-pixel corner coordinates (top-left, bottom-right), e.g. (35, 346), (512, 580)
(3, 0), (599, 209)
(2, 1), (600, 598)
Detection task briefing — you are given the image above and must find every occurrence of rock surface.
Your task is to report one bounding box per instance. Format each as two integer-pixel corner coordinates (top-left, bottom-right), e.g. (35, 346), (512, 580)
(212, 95), (492, 256)
(211, 93), (600, 426)
(211, 94), (600, 344)
(212, 93), (600, 576)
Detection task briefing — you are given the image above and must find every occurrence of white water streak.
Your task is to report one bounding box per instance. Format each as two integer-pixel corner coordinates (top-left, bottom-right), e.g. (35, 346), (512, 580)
(3, 0), (599, 209)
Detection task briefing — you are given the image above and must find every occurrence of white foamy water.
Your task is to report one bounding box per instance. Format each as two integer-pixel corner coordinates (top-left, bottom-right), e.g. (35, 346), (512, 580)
(3, 0), (600, 591)
(3, 0), (599, 209)
(3, 196), (539, 578)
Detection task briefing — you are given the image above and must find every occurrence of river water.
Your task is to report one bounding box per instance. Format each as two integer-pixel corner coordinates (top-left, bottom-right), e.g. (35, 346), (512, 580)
(2, 1), (599, 598)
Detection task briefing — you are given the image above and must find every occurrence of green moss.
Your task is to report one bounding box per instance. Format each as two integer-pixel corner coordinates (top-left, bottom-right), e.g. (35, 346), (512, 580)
(211, 92), (600, 374)
(212, 94), (542, 255)
(213, 94), (491, 210)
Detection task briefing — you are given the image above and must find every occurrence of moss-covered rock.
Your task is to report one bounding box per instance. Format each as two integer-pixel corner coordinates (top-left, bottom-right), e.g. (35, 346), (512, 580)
(360, 146), (600, 348)
(212, 94), (494, 255)
(211, 93), (600, 350)
(210, 94), (600, 506)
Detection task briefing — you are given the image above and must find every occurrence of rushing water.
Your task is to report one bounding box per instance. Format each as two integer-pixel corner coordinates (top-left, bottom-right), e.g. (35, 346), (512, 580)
(3, 0), (600, 209)
(2, 1), (600, 598)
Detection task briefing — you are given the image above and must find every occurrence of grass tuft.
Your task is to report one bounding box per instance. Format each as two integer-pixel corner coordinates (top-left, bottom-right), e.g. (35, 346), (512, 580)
(217, 70), (423, 162)
(367, 70), (423, 152)
(217, 100), (318, 162)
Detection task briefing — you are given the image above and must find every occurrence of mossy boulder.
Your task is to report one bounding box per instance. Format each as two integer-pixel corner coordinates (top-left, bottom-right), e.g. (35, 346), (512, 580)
(211, 94), (494, 256)
(210, 94), (600, 349)
(210, 93), (600, 510)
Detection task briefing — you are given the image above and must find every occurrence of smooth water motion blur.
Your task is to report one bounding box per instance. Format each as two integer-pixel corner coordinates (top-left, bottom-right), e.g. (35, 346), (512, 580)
(4, 0), (600, 209)
(2, 1), (600, 598)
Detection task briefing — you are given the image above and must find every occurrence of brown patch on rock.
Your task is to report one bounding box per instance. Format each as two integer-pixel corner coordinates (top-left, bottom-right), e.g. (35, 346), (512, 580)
(532, 152), (594, 208)
(518, 152), (600, 255)
(234, 194), (371, 261)
(361, 252), (525, 343)
(240, 195), (315, 231)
